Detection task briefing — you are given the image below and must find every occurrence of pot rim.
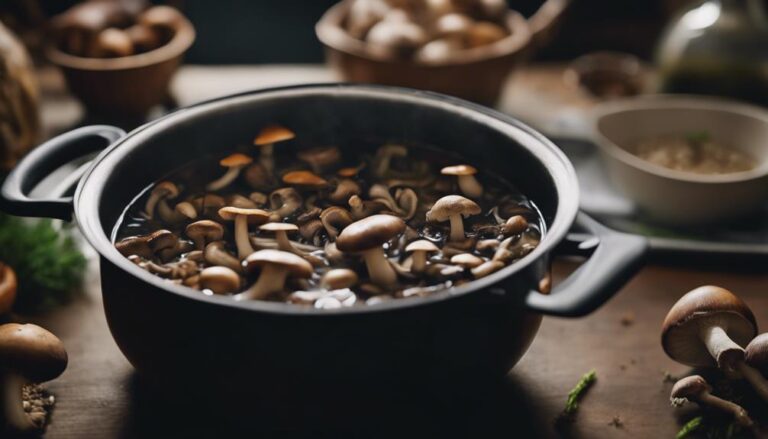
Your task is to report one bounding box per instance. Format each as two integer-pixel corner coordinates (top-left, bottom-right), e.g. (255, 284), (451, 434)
(75, 83), (579, 316)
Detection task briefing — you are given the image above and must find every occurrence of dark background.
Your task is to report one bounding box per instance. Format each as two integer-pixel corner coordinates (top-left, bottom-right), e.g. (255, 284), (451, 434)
(5, 0), (705, 63)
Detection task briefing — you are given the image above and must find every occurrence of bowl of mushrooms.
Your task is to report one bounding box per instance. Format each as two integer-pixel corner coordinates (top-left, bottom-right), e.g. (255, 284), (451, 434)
(47, 2), (195, 116)
(316, 0), (570, 106)
(0, 84), (645, 410)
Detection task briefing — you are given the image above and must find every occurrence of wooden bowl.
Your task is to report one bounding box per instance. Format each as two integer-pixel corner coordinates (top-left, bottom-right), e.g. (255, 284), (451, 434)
(47, 17), (195, 117)
(316, 0), (565, 106)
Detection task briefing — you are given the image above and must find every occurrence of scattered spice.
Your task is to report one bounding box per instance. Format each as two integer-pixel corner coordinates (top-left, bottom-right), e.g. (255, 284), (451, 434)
(564, 370), (597, 415)
(609, 415), (624, 428)
(21, 383), (56, 430)
(0, 214), (86, 312)
(664, 371), (680, 384)
(620, 311), (635, 326)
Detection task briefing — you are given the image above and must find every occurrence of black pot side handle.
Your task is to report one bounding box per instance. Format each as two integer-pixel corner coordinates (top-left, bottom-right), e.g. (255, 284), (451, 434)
(0, 125), (126, 221)
(525, 212), (647, 317)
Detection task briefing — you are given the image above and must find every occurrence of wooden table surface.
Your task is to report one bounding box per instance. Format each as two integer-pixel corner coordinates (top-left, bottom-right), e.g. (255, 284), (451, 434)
(16, 65), (768, 438)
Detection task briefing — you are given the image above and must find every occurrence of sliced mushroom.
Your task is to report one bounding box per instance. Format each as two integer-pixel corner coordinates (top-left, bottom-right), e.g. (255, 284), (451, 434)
(269, 187), (303, 220)
(336, 215), (406, 288)
(253, 124), (295, 175)
(320, 206), (354, 240)
(144, 181), (179, 219)
(328, 179), (362, 205)
(670, 375), (753, 427)
(238, 250), (312, 300)
(204, 241), (242, 273)
(297, 146), (341, 174)
(218, 207), (270, 259)
(404, 239), (439, 274)
(0, 323), (68, 434)
(185, 220), (224, 250)
(206, 153), (253, 192)
(199, 266), (241, 295)
(441, 165), (483, 198)
(426, 195), (481, 242)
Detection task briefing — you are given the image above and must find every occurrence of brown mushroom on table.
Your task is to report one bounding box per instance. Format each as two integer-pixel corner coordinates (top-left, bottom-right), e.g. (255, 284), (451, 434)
(297, 146), (341, 174)
(320, 268), (359, 290)
(185, 220), (224, 250)
(662, 286), (768, 402)
(0, 264), (17, 315)
(336, 214), (406, 288)
(745, 333), (768, 377)
(237, 249), (312, 300)
(670, 375), (753, 427)
(206, 153), (253, 191)
(441, 165), (483, 198)
(253, 124), (295, 175)
(199, 266), (240, 295)
(404, 239), (439, 274)
(218, 207), (270, 259)
(204, 241), (242, 273)
(426, 195), (481, 242)
(0, 323), (67, 434)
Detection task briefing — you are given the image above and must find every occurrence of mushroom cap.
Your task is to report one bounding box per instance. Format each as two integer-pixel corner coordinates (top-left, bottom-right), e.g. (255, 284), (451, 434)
(115, 235), (152, 258)
(336, 214), (406, 253)
(451, 253), (484, 268)
(253, 124), (295, 146)
(0, 323), (68, 382)
(199, 266), (240, 295)
(151, 181), (179, 198)
(426, 195), (481, 222)
(243, 249), (313, 278)
(297, 146), (341, 166)
(405, 239), (439, 253)
(260, 222), (299, 232)
(441, 165), (478, 177)
(662, 286), (757, 367)
(320, 268), (359, 290)
(434, 13), (474, 37)
(218, 207), (270, 224)
(337, 166), (362, 177)
(670, 375), (711, 400)
(282, 170), (329, 187)
(219, 153), (253, 167)
(147, 229), (177, 252)
(186, 220), (224, 239)
(745, 333), (768, 371)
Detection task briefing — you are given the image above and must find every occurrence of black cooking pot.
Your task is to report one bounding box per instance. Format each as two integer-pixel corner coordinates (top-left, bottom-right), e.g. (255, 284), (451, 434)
(0, 85), (645, 413)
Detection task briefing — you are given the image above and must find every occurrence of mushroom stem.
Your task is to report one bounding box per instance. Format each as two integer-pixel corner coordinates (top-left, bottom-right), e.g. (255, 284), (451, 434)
(206, 167), (241, 192)
(260, 144), (274, 175)
(448, 214), (465, 242)
(700, 325), (744, 374)
(157, 201), (187, 223)
(240, 264), (287, 300)
(362, 248), (397, 288)
(411, 251), (427, 274)
(274, 231), (293, 252)
(233, 215), (255, 259)
(458, 175), (483, 198)
(1, 372), (37, 433)
(736, 361), (768, 403)
(696, 391), (754, 427)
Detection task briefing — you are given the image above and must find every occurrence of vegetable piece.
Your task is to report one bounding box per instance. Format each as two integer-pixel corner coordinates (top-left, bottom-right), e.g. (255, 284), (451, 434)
(670, 375), (752, 427)
(564, 369), (596, 415)
(676, 416), (703, 439)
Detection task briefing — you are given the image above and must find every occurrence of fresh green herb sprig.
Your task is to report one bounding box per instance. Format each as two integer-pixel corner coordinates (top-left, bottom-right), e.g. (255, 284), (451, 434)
(677, 416), (704, 439)
(0, 213), (86, 312)
(676, 416), (745, 439)
(564, 369), (597, 415)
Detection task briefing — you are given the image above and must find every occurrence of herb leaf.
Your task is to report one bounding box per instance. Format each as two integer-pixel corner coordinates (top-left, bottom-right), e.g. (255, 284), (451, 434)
(677, 416), (703, 439)
(564, 369), (597, 415)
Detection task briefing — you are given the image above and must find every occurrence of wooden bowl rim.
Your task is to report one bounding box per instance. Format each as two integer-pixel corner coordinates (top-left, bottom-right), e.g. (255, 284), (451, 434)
(46, 16), (195, 71)
(315, 0), (533, 67)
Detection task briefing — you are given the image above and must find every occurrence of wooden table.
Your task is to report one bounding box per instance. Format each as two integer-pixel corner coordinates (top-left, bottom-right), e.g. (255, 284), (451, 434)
(19, 65), (768, 438)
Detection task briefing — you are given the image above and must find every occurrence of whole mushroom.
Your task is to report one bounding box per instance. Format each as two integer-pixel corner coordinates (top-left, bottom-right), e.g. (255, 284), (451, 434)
(404, 239), (438, 274)
(426, 195), (481, 242)
(204, 241), (242, 273)
(662, 286), (768, 402)
(238, 250), (312, 300)
(0, 323), (67, 434)
(143, 181), (179, 220)
(441, 164), (483, 198)
(297, 146), (342, 174)
(336, 214), (406, 288)
(185, 220), (224, 250)
(253, 124), (295, 175)
(199, 266), (241, 295)
(206, 153), (253, 191)
(218, 207), (270, 259)
(670, 375), (753, 427)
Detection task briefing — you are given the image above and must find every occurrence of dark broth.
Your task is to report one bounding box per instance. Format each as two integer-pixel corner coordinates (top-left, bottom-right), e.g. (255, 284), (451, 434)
(113, 138), (544, 307)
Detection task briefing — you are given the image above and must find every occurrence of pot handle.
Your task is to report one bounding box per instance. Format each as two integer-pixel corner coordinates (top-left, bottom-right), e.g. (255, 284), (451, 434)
(524, 212), (647, 317)
(0, 125), (126, 221)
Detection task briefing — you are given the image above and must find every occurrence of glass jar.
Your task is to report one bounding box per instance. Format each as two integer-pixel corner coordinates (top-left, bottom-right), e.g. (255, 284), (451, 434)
(655, 0), (768, 106)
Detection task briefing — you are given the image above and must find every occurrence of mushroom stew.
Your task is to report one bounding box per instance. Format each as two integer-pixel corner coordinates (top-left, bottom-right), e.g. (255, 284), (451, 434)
(112, 125), (543, 308)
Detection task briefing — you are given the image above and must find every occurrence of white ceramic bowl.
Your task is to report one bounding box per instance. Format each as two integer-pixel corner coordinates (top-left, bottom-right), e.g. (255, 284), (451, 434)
(592, 95), (768, 225)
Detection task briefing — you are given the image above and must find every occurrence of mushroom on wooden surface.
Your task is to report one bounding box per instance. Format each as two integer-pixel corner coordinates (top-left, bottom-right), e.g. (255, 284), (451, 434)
(670, 375), (753, 427)
(0, 323), (67, 434)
